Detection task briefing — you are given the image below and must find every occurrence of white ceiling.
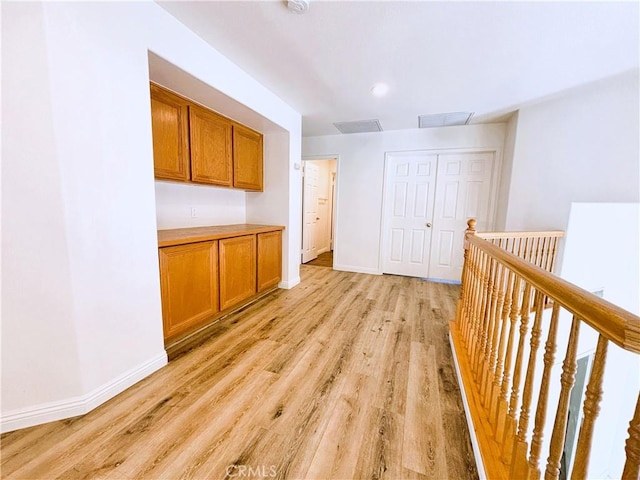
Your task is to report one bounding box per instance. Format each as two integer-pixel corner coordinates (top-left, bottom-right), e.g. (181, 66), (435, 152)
(157, 1), (639, 137)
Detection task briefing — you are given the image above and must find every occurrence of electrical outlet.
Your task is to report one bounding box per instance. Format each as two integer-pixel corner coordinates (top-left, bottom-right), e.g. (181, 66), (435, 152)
(190, 207), (197, 218)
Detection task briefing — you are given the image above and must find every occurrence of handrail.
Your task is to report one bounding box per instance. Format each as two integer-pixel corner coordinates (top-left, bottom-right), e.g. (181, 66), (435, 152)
(466, 233), (640, 354)
(477, 230), (565, 240)
(450, 219), (640, 480)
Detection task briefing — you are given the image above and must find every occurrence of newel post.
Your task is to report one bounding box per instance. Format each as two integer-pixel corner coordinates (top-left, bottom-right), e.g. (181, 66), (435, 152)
(456, 218), (477, 324)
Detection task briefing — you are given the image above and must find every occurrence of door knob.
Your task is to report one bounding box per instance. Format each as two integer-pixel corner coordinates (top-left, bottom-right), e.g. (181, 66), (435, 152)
(426, 223), (432, 228)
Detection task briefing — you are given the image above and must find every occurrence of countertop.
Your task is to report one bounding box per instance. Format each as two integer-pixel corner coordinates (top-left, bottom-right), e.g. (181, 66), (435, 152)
(158, 224), (285, 247)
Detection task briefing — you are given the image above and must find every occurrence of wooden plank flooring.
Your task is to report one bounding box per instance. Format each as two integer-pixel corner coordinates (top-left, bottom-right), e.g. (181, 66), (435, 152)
(1, 266), (478, 480)
(303, 251), (333, 268)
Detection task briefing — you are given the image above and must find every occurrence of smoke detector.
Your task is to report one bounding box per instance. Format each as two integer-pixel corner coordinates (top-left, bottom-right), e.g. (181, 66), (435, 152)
(287, 0), (309, 14)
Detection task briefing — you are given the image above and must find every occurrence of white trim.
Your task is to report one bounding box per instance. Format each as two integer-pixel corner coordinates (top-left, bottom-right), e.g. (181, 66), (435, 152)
(301, 154), (341, 276)
(424, 277), (462, 285)
(278, 276), (301, 289)
(448, 333), (488, 480)
(333, 264), (382, 275)
(0, 352), (167, 433)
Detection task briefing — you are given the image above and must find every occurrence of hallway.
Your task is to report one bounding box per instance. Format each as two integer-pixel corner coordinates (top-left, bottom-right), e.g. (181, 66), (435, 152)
(1, 266), (478, 479)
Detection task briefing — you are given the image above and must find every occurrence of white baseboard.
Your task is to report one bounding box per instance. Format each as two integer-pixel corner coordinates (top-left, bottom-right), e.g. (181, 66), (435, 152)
(278, 276), (301, 289)
(332, 264), (382, 275)
(425, 277), (462, 285)
(1, 351), (167, 433)
(448, 334), (487, 480)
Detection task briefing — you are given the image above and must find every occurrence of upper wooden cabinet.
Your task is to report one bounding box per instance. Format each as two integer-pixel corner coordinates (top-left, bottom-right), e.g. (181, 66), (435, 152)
(149, 83), (263, 191)
(189, 105), (233, 186)
(233, 124), (264, 191)
(150, 84), (190, 181)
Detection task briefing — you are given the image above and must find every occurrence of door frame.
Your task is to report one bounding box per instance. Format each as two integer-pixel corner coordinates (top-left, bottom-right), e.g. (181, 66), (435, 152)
(301, 154), (340, 268)
(378, 147), (503, 279)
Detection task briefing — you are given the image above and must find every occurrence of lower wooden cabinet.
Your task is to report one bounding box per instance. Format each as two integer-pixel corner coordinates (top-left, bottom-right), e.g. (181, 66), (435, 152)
(257, 230), (282, 292)
(157, 225), (284, 350)
(219, 235), (257, 311)
(158, 241), (219, 341)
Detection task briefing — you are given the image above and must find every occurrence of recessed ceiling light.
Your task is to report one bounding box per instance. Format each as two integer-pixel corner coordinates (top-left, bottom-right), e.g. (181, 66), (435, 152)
(371, 82), (389, 98)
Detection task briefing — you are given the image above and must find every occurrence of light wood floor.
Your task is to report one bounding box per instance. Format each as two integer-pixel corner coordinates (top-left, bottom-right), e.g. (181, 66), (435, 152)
(1, 266), (478, 480)
(304, 251), (333, 268)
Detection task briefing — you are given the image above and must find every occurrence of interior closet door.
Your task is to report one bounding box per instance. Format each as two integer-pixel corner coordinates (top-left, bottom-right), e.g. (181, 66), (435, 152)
(381, 150), (496, 281)
(381, 153), (437, 277)
(428, 151), (495, 281)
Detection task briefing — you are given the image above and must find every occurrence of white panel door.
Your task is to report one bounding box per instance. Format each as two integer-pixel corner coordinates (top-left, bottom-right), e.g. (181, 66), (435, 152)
(429, 151), (495, 281)
(302, 161), (320, 263)
(382, 153), (437, 277)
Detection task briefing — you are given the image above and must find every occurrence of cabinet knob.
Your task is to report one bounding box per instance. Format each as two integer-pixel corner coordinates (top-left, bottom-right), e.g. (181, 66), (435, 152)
(426, 223), (432, 228)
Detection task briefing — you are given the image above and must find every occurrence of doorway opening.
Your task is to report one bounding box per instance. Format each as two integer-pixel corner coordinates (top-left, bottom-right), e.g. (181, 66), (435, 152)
(301, 157), (337, 268)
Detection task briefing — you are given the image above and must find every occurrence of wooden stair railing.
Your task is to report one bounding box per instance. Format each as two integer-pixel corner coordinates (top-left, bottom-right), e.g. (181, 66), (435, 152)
(451, 219), (640, 480)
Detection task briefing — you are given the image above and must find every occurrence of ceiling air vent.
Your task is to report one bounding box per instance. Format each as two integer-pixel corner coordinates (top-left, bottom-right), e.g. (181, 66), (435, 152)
(333, 119), (383, 134)
(418, 112), (473, 128)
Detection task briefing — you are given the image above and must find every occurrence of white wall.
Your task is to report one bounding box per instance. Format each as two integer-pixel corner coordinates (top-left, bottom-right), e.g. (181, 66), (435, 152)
(2, 2), (85, 413)
(539, 203), (640, 478)
(302, 124), (507, 274)
(505, 71), (639, 233)
(496, 112), (518, 230)
(247, 131), (302, 289)
(1, 1), (301, 432)
(155, 181), (246, 229)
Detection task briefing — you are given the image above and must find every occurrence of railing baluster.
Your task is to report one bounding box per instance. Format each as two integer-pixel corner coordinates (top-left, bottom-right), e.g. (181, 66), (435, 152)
(458, 220), (475, 330)
(501, 283), (533, 462)
(472, 251), (491, 379)
(545, 315), (581, 480)
(463, 244), (479, 346)
(483, 261), (507, 406)
(528, 302), (561, 480)
(622, 393), (640, 480)
(451, 222), (638, 480)
(481, 258), (501, 402)
(495, 275), (522, 440)
(571, 334), (609, 479)
(548, 236), (559, 273)
(510, 290), (545, 478)
(467, 249), (486, 361)
(477, 256), (496, 382)
(490, 269), (515, 422)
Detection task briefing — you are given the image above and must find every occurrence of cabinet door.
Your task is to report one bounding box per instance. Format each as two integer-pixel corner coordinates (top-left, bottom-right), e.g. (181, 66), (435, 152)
(219, 235), (257, 310)
(150, 84), (190, 181)
(159, 241), (219, 341)
(189, 105), (233, 186)
(257, 230), (282, 292)
(233, 124), (263, 191)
